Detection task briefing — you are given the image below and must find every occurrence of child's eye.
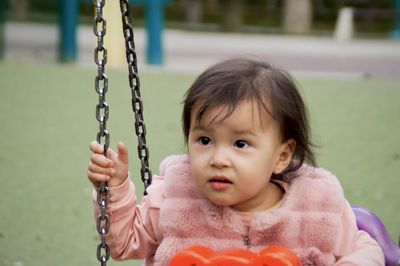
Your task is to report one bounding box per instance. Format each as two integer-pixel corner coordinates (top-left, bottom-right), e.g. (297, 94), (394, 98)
(199, 136), (212, 145)
(234, 140), (249, 149)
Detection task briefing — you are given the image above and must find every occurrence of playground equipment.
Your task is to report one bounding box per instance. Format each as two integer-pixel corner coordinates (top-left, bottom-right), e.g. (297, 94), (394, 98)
(132, 0), (170, 64)
(394, 0), (400, 39)
(59, 0), (169, 64)
(59, 0), (78, 61)
(93, 0), (153, 264)
(353, 206), (400, 266)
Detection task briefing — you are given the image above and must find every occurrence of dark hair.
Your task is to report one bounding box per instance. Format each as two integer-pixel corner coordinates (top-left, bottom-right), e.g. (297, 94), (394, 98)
(182, 58), (316, 177)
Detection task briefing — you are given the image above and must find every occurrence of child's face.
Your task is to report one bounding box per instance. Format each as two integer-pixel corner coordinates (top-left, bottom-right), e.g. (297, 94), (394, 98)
(188, 100), (294, 212)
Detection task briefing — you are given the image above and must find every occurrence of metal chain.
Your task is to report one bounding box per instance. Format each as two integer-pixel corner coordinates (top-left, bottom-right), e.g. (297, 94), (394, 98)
(119, 0), (152, 195)
(92, 1), (151, 264)
(93, 0), (110, 265)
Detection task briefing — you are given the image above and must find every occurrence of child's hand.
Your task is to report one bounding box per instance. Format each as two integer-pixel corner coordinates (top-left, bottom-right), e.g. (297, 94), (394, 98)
(88, 141), (129, 188)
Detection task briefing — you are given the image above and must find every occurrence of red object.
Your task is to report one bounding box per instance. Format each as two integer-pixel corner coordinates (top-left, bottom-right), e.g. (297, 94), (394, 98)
(169, 245), (301, 266)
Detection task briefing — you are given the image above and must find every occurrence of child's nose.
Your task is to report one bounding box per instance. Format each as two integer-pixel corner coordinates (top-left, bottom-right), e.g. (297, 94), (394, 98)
(209, 147), (231, 168)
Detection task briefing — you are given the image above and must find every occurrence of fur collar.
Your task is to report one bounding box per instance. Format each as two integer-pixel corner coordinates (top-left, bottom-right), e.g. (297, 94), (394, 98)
(154, 155), (344, 265)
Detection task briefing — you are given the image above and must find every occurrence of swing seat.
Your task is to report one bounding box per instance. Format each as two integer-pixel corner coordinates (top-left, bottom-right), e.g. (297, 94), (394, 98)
(352, 206), (400, 266)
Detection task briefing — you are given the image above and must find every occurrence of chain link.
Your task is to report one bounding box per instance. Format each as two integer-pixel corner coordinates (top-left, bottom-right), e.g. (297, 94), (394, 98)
(93, 0), (110, 265)
(119, 0), (152, 195)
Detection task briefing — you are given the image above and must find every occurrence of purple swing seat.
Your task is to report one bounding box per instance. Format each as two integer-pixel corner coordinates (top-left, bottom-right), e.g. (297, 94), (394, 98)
(352, 206), (400, 266)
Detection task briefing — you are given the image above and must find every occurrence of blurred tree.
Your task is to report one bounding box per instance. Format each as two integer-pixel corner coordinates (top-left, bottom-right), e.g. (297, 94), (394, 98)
(282, 0), (313, 34)
(9, 0), (30, 21)
(180, 0), (203, 27)
(220, 0), (244, 32)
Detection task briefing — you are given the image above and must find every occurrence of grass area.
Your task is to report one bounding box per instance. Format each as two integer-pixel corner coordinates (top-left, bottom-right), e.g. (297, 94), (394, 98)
(0, 61), (399, 266)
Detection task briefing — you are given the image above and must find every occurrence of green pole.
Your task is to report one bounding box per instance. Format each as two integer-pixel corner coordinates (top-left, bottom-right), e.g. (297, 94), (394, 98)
(0, 0), (5, 59)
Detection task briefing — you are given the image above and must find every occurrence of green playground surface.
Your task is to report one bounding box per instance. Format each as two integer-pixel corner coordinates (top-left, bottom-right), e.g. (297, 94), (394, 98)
(0, 61), (399, 266)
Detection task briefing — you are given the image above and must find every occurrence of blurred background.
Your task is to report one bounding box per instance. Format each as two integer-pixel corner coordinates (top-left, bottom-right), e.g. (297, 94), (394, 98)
(0, 0), (399, 266)
(3, 0), (400, 36)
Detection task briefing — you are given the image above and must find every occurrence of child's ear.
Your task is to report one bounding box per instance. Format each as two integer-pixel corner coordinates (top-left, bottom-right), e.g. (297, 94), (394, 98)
(273, 139), (296, 174)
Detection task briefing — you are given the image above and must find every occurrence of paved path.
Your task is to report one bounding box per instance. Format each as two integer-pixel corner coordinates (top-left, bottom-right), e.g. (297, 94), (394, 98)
(3, 22), (400, 78)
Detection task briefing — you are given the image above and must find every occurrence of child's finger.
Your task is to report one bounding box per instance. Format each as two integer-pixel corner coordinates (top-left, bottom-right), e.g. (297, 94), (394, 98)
(89, 141), (105, 154)
(88, 161), (115, 176)
(90, 153), (113, 168)
(117, 142), (129, 164)
(89, 141), (116, 157)
(87, 170), (110, 185)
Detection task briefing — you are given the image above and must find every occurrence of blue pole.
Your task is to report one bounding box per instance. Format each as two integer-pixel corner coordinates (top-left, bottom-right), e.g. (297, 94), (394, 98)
(393, 0), (400, 39)
(146, 0), (164, 65)
(59, 0), (78, 62)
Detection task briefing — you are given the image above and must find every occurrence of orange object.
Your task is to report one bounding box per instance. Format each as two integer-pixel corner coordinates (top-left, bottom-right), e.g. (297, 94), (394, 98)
(169, 245), (301, 266)
(210, 249), (257, 265)
(169, 246), (216, 266)
(257, 245), (301, 266)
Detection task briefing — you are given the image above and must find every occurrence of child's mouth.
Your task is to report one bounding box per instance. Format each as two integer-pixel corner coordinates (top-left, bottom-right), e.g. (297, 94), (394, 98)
(208, 176), (233, 190)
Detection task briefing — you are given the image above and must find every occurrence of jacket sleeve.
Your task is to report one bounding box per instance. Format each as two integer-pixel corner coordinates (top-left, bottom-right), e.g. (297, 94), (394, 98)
(334, 200), (385, 266)
(92, 175), (164, 260)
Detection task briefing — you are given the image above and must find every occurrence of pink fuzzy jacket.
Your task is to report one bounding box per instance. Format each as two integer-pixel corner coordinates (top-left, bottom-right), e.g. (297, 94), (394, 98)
(92, 155), (384, 266)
